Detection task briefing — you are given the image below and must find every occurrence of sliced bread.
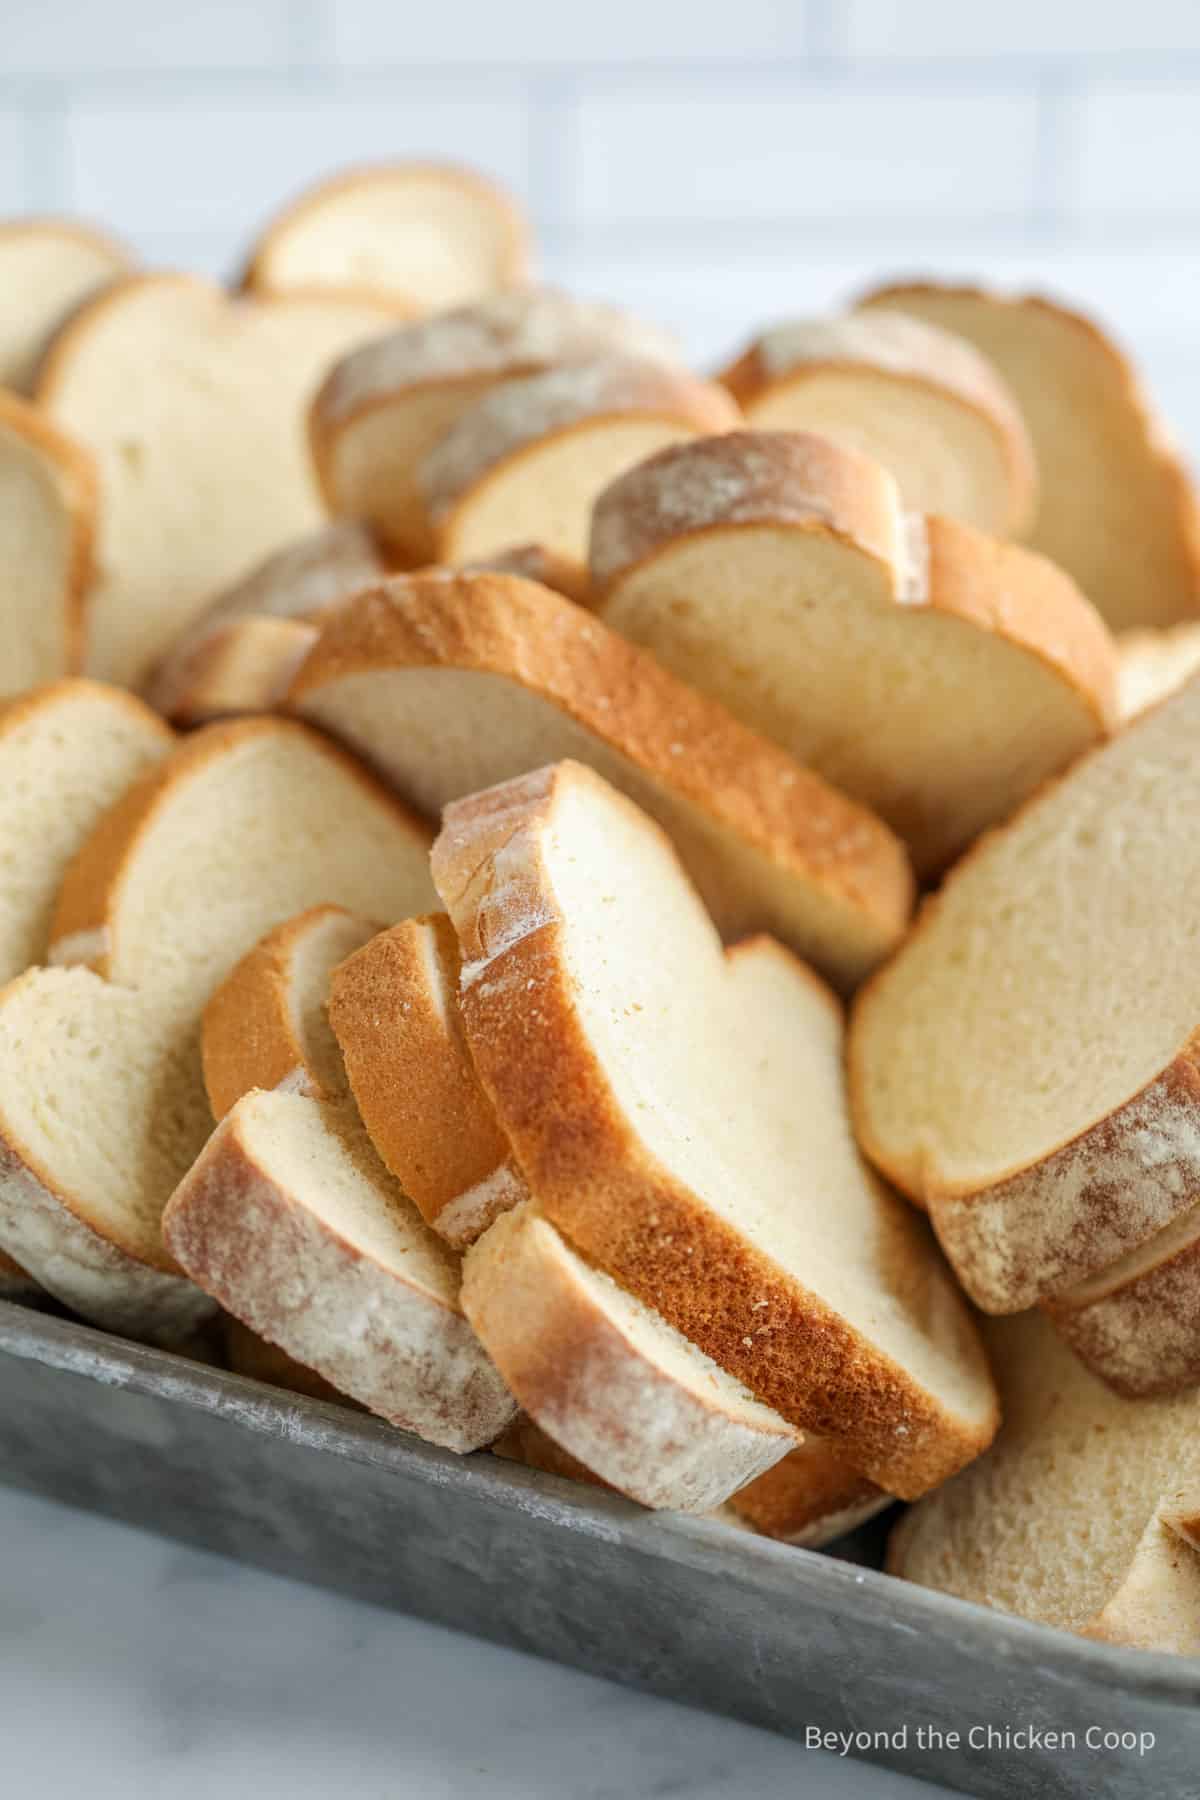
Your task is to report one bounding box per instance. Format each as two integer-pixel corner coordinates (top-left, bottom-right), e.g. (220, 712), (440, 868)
(719, 309), (1035, 536)
(858, 282), (1200, 631)
(420, 358), (740, 564)
(462, 543), (590, 607)
(38, 274), (398, 687)
(887, 1312), (1200, 1653)
(0, 679), (171, 985)
(728, 1447), (889, 1547)
(590, 430), (1117, 877)
(431, 762), (998, 1496)
(203, 905), (379, 1119)
(163, 1087), (515, 1451)
(1117, 624), (1200, 721)
(310, 289), (680, 563)
(241, 161), (530, 312)
(0, 218), (131, 394)
(0, 718), (435, 1338)
(849, 669), (1200, 1313)
(223, 1314), (349, 1406)
(289, 571), (913, 989)
(0, 392), (97, 689)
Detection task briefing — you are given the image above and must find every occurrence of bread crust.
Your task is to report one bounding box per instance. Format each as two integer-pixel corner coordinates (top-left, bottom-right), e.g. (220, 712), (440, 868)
(162, 1094), (515, 1451)
(462, 1203), (796, 1512)
(289, 571), (913, 989)
(431, 761), (998, 1497)
(147, 616), (319, 726)
(0, 389), (99, 676)
(239, 158), (531, 301)
(719, 310), (1036, 536)
(223, 1314), (351, 1406)
(461, 543), (590, 607)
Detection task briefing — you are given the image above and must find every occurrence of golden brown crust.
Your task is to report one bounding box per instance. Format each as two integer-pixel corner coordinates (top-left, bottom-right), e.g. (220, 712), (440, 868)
(148, 616), (319, 726)
(48, 716), (430, 970)
(239, 159), (531, 300)
(729, 1444), (887, 1542)
(328, 914), (519, 1239)
(289, 571), (914, 973)
(431, 762), (997, 1498)
(0, 389), (100, 675)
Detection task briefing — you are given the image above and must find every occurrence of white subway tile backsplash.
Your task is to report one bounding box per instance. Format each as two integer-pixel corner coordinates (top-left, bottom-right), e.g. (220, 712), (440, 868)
(63, 94), (532, 240)
(330, 0), (804, 67)
(570, 87), (1039, 223)
(1071, 83), (1200, 216)
(846, 0), (1200, 60)
(7, 0), (297, 77)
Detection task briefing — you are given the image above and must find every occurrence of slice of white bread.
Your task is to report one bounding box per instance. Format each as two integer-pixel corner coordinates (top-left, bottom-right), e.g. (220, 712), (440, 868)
(0, 218), (131, 394)
(144, 520), (388, 723)
(38, 274), (398, 687)
(241, 161), (530, 312)
(849, 670), (1200, 1314)
(719, 310), (1035, 536)
(728, 1445), (890, 1547)
(203, 905), (380, 1119)
(163, 1087), (515, 1451)
(223, 1313), (350, 1406)
(0, 392), (96, 689)
(888, 1312), (1200, 1653)
(310, 289), (680, 563)
(289, 572), (913, 990)
(420, 358), (740, 564)
(431, 761), (998, 1496)
(1118, 624), (1200, 721)
(0, 718), (435, 1338)
(858, 282), (1200, 632)
(462, 1201), (797, 1512)
(0, 679), (171, 985)
(590, 431), (1117, 878)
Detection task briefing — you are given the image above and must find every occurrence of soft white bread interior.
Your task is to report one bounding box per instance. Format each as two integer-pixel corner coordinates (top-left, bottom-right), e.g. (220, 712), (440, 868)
(858, 282), (1200, 632)
(849, 670), (1200, 1315)
(0, 218), (131, 394)
(720, 309), (1035, 536)
(0, 392), (97, 689)
(310, 289), (680, 563)
(163, 1087), (515, 1451)
(289, 571), (913, 991)
(462, 1201), (796, 1512)
(241, 161), (530, 311)
(432, 761), (997, 1497)
(888, 1312), (1200, 1653)
(591, 431), (1116, 877)
(0, 679), (171, 986)
(0, 718), (435, 1338)
(203, 904), (379, 1120)
(421, 358), (740, 564)
(38, 274), (397, 687)
(1117, 624), (1200, 721)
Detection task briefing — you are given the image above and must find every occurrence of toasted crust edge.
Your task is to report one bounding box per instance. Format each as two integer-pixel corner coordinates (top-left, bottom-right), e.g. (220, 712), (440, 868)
(0, 390), (100, 675)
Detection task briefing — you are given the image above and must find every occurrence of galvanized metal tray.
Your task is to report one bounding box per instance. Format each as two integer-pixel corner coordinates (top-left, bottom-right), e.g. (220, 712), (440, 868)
(0, 1298), (1196, 1799)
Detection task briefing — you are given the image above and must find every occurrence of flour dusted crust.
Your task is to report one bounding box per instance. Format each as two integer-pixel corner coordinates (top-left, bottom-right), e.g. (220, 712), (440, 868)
(0, 217), (132, 393)
(288, 571), (913, 990)
(431, 763), (997, 1496)
(0, 391), (98, 686)
(310, 289), (681, 562)
(858, 280), (1200, 632)
(420, 357), (739, 558)
(328, 914), (525, 1247)
(240, 160), (531, 310)
(163, 1089), (515, 1452)
(223, 1314), (350, 1406)
(720, 309), (1036, 536)
(203, 904), (380, 1120)
(590, 431), (1116, 876)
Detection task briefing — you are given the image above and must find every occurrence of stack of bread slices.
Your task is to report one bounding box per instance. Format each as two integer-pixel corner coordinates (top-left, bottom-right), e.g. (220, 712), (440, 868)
(4, 155), (1200, 1655)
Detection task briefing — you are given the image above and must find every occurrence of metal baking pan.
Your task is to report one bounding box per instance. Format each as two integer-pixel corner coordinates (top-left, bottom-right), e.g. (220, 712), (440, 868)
(0, 1299), (1196, 1800)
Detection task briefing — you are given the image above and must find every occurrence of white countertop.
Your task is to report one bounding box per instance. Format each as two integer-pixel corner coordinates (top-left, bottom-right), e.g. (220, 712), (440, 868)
(0, 1482), (945, 1799)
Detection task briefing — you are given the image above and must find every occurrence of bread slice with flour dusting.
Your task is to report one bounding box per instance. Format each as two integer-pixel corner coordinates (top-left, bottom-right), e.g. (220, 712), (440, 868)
(0, 217), (131, 394)
(310, 289), (680, 563)
(0, 392), (97, 689)
(432, 761), (997, 1497)
(590, 431), (1116, 878)
(850, 669), (1200, 1317)
(290, 571), (913, 990)
(421, 358), (739, 564)
(0, 718), (434, 1339)
(720, 309), (1035, 536)
(858, 281), (1200, 632)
